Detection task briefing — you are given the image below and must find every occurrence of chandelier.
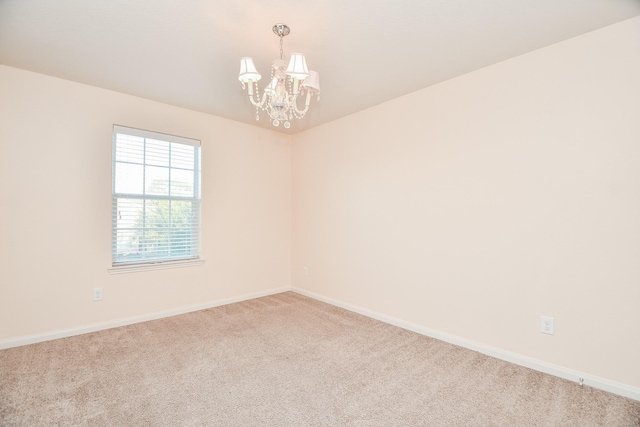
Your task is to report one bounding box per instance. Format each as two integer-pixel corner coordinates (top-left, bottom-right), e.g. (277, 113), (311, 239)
(238, 23), (320, 129)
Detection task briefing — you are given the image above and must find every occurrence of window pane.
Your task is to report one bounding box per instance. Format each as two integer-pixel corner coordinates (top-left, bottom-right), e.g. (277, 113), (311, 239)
(145, 139), (170, 167)
(170, 200), (192, 226)
(144, 199), (170, 259)
(145, 199), (170, 229)
(170, 169), (194, 197)
(115, 162), (143, 195)
(115, 229), (143, 260)
(170, 200), (194, 256)
(115, 135), (144, 164)
(171, 143), (195, 170)
(145, 166), (169, 195)
(116, 198), (143, 229)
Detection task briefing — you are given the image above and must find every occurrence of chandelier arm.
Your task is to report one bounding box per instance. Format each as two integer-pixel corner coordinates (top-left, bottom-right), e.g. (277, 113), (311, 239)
(247, 88), (269, 109)
(290, 91), (312, 117)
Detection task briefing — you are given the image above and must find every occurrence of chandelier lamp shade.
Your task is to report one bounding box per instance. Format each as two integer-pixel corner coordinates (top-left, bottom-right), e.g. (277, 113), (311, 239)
(238, 23), (320, 129)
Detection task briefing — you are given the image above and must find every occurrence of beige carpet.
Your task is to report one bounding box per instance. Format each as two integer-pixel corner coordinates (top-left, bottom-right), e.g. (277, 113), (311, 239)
(1, 292), (638, 426)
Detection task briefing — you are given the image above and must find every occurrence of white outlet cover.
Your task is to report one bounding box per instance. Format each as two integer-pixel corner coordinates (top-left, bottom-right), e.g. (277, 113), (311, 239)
(540, 316), (554, 335)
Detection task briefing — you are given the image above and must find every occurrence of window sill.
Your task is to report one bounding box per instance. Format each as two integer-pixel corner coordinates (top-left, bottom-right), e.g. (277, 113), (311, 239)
(108, 258), (205, 275)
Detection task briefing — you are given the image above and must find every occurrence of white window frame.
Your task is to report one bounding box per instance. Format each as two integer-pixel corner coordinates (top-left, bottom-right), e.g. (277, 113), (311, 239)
(108, 125), (203, 274)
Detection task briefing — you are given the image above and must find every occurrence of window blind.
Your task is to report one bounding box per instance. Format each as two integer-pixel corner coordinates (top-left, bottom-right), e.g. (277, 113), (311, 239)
(112, 126), (201, 266)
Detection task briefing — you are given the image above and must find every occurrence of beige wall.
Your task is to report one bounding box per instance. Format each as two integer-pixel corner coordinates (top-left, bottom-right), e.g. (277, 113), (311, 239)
(0, 65), (292, 340)
(292, 17), (640, 387)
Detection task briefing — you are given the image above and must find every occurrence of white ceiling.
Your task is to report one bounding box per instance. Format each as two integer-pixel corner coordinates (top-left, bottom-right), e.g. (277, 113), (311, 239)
(1, 0), (639, 134)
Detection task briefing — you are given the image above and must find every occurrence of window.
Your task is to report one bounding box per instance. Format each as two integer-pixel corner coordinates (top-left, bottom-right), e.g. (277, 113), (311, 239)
(111, 125), (201, 269)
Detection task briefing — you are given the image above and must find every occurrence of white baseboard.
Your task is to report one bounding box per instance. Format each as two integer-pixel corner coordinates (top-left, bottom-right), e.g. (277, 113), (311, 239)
(0, 286), (291, 350)
(292, 287), (640, 402)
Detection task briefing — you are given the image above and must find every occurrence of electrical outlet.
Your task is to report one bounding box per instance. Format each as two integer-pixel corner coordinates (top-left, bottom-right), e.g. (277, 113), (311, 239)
(303, 266), (308, 276)
(93, 287), (103, 302)
(540, 316), (554, 335)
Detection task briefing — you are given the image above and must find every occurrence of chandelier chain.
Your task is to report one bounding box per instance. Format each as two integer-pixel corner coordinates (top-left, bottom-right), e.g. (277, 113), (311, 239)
(279, 36), (284, 61)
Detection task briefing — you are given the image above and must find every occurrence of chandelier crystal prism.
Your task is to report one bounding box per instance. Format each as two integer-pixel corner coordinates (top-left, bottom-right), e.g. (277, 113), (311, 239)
(238, 23), (320, 129)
